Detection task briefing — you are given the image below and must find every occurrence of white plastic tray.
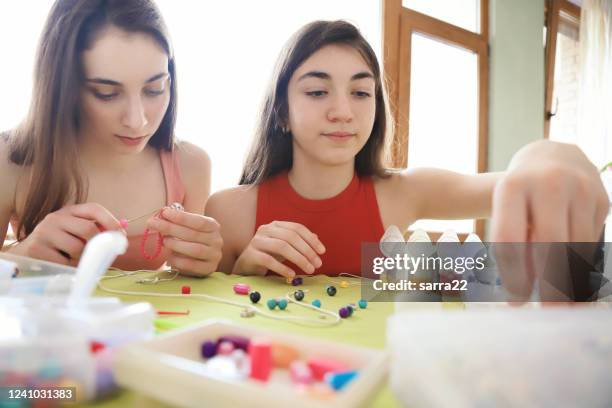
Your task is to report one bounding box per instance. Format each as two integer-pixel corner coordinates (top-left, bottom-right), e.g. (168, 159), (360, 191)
(113, 319), (389, 408)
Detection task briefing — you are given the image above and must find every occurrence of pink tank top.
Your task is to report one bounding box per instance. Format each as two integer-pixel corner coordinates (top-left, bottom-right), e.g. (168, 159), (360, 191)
(10, 149), (185, 271)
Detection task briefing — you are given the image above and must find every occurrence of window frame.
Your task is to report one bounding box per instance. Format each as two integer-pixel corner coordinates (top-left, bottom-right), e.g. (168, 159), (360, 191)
(544, 0), (581, 139)
(382, 0), (489, 239)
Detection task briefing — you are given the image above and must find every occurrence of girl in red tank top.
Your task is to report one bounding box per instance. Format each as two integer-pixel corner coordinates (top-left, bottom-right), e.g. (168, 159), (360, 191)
(212, 21), (390, 278)
(206, 20), (606, 293)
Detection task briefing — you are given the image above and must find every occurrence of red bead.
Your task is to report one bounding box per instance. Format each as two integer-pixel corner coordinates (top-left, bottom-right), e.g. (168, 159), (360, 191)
(181, 286), (191, 295)
(90, 340), (106, 354)
(307, 357), (349, 381)
(249, 338), (272, 382)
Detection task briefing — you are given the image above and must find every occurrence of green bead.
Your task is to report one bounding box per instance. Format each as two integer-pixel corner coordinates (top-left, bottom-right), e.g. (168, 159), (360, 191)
(312, 299), (322, 308)
(358, 299), (368, 309)
(267, 299), (277, 310)
(278, 299), (288, 310)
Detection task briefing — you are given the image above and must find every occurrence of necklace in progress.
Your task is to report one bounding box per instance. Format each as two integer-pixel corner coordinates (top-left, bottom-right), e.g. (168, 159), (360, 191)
(118, 202), (184, 260)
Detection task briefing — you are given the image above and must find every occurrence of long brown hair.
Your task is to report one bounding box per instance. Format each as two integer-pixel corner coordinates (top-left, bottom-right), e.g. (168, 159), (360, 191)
(239, 20), (392, 185)
(7, 0), (177, 238)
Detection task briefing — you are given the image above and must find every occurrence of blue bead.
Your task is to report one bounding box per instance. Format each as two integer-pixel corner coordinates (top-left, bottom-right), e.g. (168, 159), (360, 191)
(249, 291), (261, 303)
(267, 299), (277, 310)
(358, 299), (368, 309)
(326, 370), (358, 391)
(277, 299), (288, 310)
(312, 299), (322, 308)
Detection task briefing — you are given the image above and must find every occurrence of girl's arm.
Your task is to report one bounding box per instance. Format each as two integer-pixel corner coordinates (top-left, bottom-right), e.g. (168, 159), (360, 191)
(147, 142), (223, 276)
(205, 186), (254, 273)
(399, 140), (607, 242)
(389, 140), (607, 301)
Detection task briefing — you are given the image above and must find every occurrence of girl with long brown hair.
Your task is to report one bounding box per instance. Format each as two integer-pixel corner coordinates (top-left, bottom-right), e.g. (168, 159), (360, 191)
(0, 0), (222, 276)
(206, 20), (607, 297)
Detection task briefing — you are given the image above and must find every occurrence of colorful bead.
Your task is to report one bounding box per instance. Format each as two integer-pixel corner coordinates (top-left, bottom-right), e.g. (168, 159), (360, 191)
(294, 290), (305, 301)
(201, 340), (217, 359)
(89, 340), (106, 354)
(249, 291), (261, 303)
(339, 307), (350, 318)
(267, 299), (277, 310)
(290, 361), (313, 385)
(181, 286), (191, 295)
(326, 285), (337, 296)
(218, 341), (235, 355)
(277, 298), (288, 310)
(311, 299), (322, 308)
(119, 219), (129, 229)
(306, 357), (349, 381)
(325, 370), (358, 391)
(233, 283), (250, 295)
(358, 299), (368, 309)
(340, 280), (349, 288)
(291, 277), (303, 286)
(218, 336), (250, 352)
(346, 305), (354, 316)
(249, 338), (272, 382)
(271, 343), (300, 368)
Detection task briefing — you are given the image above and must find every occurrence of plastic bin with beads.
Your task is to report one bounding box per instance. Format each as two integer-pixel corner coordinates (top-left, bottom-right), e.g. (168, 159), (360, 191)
(0, 232), (155, 403)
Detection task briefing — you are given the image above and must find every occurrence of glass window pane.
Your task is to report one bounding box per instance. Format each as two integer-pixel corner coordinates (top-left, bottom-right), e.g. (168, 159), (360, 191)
(549, 17), (580, 145)
(402, 0), (480, 33)
(407, 33), (479, 234)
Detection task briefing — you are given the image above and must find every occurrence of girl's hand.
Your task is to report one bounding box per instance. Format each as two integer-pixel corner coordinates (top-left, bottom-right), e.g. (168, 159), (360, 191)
(147, 207), (223, 277)
(232, 221), (326, 278)
(491, 140), (609, 300)
(8, 203), (124, 265)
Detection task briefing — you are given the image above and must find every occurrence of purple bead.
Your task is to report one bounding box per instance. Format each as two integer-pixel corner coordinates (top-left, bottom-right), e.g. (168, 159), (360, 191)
(339, 307), (350, 318)
(201, 340), (217, 359)
(291, 277), (303, 286)
(217, 335), (250, 352)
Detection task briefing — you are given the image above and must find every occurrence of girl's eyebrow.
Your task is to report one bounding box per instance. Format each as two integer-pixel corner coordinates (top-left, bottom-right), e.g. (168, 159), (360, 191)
(297, 70), (374, 82)
(85, 72), (169, 86)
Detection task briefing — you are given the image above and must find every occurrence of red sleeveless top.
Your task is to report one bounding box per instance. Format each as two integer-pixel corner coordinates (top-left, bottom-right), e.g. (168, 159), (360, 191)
(255, 171), (385, 276)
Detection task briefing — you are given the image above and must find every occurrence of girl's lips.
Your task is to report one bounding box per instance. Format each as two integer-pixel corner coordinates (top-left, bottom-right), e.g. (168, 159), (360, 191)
(115, 135), (146, 146)
(322, 132), (356, 140)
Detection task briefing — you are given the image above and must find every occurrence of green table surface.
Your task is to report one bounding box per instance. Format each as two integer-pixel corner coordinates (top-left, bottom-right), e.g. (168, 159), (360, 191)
(89, 271), (402, 408)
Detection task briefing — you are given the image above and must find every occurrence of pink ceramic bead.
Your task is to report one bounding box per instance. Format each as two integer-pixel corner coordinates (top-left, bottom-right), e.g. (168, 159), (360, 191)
(217, 341), (235, 355)
(233, 283), (251, 295)
(290, 361), (313, 385)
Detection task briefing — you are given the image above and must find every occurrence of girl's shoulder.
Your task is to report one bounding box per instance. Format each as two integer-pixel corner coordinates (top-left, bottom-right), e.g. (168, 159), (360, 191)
(174, 141), (211, 185)
(372, 169), (428, 229)
(206, 184), (258, 221)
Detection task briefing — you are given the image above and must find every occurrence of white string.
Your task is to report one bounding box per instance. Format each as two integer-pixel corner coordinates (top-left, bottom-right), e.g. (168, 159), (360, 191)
(97, 275), (341, 327)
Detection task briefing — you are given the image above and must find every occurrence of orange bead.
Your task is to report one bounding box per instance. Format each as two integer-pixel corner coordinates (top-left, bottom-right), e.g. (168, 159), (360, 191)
(271, 343), (300, 368)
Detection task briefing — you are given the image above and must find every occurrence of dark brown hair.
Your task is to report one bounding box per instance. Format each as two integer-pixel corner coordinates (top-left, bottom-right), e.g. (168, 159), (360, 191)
(239, 20), (392, 185)
(7, 0), (177, 238)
